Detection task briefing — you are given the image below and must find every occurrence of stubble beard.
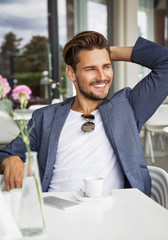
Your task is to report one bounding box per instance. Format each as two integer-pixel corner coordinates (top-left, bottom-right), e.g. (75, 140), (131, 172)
(76, 77), (111, 101)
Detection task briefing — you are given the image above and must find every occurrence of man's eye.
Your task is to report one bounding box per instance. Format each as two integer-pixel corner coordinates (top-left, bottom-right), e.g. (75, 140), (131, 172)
(86, 68), (95, 71)
(104, 65), (111, 69)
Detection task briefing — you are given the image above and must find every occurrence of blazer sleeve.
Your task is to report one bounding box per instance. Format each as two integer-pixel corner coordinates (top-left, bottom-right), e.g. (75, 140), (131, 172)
(0, 112), (37, 164)
(129, 37), (168, 129)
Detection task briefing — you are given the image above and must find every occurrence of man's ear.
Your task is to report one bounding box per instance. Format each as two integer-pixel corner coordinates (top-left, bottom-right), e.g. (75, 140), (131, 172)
(66, 65), (76, 82)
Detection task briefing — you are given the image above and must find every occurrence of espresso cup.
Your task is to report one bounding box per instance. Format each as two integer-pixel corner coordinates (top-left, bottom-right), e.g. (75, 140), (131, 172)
(84, 177), (104, 198)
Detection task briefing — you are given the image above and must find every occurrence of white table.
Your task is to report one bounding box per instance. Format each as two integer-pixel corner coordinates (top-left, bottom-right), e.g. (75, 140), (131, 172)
(22, 189), (168, 240)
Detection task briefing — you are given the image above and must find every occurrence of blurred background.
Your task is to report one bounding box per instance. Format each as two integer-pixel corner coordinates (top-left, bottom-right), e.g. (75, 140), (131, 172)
(1, 0), (167, 103)
(0, 0), (168, 169)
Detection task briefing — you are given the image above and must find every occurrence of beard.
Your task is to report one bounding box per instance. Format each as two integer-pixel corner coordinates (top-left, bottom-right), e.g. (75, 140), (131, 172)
(75, 76), (111, 101)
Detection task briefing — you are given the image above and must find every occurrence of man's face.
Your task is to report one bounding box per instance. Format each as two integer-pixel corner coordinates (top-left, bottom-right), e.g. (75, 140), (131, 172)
(74, 48), (113, 101)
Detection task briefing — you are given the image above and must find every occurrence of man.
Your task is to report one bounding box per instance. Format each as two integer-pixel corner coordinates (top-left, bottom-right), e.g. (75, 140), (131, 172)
(0, 31), (168, 196)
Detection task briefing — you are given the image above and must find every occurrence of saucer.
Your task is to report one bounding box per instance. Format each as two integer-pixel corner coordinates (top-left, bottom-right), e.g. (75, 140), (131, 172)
(74, 190), (113, 202)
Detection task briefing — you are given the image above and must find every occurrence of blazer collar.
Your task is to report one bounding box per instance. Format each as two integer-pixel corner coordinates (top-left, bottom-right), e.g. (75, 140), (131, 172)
(45, 98), (74, 178)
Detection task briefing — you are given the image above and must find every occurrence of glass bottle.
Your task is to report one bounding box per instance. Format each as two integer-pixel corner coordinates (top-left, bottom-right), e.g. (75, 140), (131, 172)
(18, 151), (46, 236)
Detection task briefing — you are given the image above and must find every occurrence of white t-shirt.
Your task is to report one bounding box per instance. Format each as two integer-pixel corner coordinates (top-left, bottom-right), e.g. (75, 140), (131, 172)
(48, 109), (124, 192)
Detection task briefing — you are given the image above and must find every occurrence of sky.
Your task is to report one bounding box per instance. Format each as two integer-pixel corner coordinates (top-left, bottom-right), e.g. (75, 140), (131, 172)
(0, 0), (107, 49)
(0, 0), (48, 48)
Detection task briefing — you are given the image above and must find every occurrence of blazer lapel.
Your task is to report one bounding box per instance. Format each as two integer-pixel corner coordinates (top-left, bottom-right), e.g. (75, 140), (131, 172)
(48, 98), (74, 163)
(99, 99), (145, 191)
(42, 98), (74, 189)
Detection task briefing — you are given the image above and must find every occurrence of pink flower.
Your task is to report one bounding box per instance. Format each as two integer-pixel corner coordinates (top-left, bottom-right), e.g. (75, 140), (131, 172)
(12, 85), (32, 100)
(0, 75), (11, 98)
(51, 83), (57, 89)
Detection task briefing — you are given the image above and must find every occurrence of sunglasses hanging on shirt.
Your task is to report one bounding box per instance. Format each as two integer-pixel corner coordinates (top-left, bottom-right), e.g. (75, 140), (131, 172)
(81, 114), (95, 132)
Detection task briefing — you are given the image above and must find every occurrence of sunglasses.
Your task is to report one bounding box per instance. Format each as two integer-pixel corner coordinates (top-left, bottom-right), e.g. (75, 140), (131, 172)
(81, 114), (95, 132)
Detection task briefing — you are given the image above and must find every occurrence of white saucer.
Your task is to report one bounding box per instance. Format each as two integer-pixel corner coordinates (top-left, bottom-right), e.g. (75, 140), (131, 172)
(74, 190), (113, 202)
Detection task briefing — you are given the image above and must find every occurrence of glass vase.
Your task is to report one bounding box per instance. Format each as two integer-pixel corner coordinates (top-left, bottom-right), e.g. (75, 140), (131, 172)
(18, 151), (46, 236)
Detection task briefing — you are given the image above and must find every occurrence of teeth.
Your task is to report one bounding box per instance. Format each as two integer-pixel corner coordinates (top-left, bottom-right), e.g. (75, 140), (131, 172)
(93, 84), (106, 87)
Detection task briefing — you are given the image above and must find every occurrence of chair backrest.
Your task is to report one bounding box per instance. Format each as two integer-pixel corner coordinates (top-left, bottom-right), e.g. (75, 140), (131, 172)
(146, 104), (168, 126)
(51, 98), (61, 104)
(29, 104), (48, 110)
(0, 111), (20, 146)
(148, 166), (168, 209)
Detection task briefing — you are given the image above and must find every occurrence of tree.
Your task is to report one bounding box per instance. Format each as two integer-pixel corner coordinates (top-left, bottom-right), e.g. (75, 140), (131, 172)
(1, 32), (22, 55)
(15, 36), (49, 72)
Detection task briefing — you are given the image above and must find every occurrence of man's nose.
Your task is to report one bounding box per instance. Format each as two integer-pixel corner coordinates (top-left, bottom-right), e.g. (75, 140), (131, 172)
(96, 69), (106, 80)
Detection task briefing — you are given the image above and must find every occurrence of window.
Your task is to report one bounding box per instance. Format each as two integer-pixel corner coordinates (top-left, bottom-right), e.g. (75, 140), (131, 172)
(138, 0), (154, 80)
(154, 0), (168, 46)
(57, 0), (108, 98)
(0, 0), (110, 102)
(0, 0), (49, 105)
(87, 0), (108, 38)
(138, 0), (168, 79)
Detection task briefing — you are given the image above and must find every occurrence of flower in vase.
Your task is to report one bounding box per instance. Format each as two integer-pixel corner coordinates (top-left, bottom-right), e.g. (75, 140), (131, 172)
(0, 77), (45, 233)
(0, 75), (11, 98)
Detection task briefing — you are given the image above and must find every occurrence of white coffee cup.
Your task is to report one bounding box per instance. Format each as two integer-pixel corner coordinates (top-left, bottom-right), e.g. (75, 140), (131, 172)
(84, 177), (104, 198)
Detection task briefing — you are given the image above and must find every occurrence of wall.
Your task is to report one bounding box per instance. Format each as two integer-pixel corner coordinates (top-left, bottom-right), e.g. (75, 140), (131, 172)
(112, 0), (139, 92)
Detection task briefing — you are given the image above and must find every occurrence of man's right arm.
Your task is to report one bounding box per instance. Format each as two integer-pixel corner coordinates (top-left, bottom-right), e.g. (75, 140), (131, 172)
(0, 109), (40, 191)
(110, 46), (133, 62)
(110, 37), (168, 128)
(0, 155), (25, 191)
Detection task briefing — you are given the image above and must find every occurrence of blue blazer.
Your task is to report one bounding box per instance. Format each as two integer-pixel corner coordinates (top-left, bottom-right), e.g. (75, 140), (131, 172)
(1, 37), (168, 196)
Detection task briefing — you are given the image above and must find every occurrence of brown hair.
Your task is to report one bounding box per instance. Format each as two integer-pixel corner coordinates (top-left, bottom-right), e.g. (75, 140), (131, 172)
(63, 31), (110, 71)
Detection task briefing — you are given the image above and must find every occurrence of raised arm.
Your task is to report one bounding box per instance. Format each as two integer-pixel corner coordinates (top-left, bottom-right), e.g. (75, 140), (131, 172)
(129, 37), (168, 129)
(110, 46), (133, 62)
(110, 37), (168, 130)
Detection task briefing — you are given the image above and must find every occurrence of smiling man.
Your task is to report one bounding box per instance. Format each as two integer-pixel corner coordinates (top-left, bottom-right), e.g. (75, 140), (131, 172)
(0, 31), (168, 197)
(67, 48), (113, 102)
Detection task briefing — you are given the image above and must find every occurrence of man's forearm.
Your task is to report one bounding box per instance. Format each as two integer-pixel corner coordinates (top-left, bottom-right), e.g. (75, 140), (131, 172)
(110, 46), (133, 62)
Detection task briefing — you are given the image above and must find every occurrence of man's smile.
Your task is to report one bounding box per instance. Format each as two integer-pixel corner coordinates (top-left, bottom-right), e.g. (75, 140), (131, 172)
(90, 80), (110, 89)
(93, 83), (106, 88)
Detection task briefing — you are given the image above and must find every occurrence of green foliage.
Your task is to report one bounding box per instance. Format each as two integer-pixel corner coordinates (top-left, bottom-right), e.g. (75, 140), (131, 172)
(60, 71), (67, 89)
(14, 72), (43, 85)
(15, 36), (49, 73)
(1, 32), (22, 55)
(14, 72), (44, 97)
(0, 32), (68, 100)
